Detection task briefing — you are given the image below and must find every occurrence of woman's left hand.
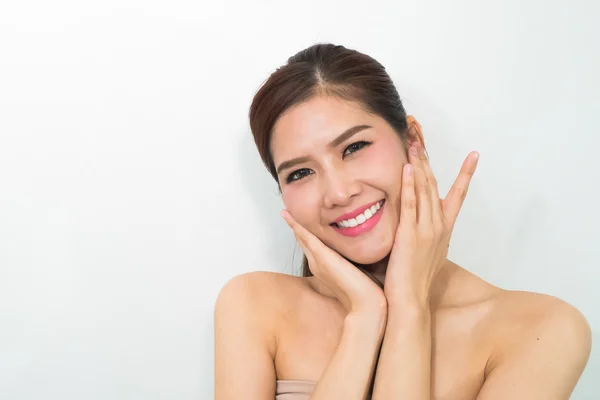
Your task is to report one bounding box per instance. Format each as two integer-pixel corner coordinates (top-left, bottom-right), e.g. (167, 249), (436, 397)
(383, 140), (479, 308)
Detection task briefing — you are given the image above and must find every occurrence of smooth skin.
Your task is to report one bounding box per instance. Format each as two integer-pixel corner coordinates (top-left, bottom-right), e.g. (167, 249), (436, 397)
(214, 94), (591, 399)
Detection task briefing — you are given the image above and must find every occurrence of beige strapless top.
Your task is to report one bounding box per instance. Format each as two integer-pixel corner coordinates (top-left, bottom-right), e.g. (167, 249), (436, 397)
(276, 379), (374, 399)
(275, 380), (315, 399)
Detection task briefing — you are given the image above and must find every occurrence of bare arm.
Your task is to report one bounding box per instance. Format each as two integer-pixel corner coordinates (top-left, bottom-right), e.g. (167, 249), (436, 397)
(371, 302), (432, 399)
(371, 136), (479, 399)
(214, 272), (387, 400)
(214, 273), (277, 400)
(280, 210), (391, 399)
(309, 313), (386, 400)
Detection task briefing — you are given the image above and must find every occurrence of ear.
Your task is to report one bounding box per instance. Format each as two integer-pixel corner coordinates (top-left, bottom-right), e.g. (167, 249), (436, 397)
(405, 115), (426, 149)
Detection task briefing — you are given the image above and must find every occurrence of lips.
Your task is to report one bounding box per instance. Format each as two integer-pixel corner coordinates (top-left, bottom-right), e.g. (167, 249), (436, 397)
(331, 200), (386, 237)
(331, 199), (384, 224)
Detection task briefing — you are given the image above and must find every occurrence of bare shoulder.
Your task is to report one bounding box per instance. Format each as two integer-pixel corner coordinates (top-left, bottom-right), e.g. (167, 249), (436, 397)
(215, 270), (309, 307)
(488, 289), (592, 346)
(479, 289), (592, 397)
(453, 267), (591, 350)
(214, 271), (311, 398)
(214, 271), (310, 337)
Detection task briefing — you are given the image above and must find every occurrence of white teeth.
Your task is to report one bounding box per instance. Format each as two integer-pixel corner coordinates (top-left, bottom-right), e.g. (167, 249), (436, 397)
(336, 200), (384, 229)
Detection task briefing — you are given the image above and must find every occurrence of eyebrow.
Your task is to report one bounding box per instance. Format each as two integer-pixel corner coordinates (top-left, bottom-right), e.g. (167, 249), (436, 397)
(275, 124), (373, 175)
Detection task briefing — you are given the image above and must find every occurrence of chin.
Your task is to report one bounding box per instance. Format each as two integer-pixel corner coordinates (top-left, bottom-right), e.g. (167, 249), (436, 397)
(340, 241), (393, 266)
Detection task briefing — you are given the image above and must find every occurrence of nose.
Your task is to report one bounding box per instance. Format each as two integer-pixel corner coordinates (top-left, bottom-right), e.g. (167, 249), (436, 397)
(322, 166), (361, 209)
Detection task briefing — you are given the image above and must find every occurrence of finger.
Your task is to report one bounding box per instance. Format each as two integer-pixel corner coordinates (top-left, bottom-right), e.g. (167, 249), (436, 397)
(280, 210), (321, 266)
(418, 146), (443, 225)
(281, 209), (338, 265)
(281, 210), (361, 305)
(398, 163), (417, 235)
(408, 142), (431, 225)
(295, 234), (318, 269)
(280, 210), (317, 249)
(442, 152), (479, 224)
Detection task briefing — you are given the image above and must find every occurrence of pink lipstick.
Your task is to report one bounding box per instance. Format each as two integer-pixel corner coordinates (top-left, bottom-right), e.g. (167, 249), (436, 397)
(331, 200), (385, 237)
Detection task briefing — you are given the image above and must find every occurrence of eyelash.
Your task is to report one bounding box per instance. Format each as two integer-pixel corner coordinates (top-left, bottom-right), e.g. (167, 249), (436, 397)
(285, 140), (373, 184)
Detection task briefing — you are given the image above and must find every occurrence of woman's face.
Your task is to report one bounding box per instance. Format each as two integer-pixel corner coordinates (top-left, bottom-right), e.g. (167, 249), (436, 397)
(271, 94), (418, 265)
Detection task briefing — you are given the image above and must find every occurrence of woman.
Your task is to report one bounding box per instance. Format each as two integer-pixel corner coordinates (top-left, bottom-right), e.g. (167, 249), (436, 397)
(214, 43), (591, 399)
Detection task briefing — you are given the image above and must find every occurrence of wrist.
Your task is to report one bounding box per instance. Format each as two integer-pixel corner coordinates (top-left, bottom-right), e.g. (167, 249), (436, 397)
(384, 279), (430, 307)
(387, 296), (430, 319)
(385, 303), (431, 335)
(345, 310), (388, 339)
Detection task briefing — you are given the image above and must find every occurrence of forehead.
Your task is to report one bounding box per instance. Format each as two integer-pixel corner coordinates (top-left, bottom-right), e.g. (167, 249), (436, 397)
(271, 95), (377, 162)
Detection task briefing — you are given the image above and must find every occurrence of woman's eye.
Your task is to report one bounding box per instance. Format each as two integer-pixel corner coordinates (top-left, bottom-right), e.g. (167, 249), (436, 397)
(286, 168), (313, 183)
(343, 140), (372, 158)
(283, 141), (371, 184)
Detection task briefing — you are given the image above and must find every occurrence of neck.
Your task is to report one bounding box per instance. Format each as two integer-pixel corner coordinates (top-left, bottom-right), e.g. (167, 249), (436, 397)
(354, 255), (390, 289)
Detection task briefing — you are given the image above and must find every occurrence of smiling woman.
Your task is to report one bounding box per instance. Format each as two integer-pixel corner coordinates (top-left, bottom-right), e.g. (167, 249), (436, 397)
(214, 43), (592, 400)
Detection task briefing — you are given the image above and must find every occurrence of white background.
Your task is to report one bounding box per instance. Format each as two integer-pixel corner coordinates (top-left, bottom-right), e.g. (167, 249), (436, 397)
(0, 0), (598, 399)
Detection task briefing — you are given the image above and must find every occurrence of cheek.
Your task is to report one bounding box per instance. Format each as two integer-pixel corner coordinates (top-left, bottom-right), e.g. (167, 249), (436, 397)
(359, 142), (406, 188)
(281, 185), (321, 228)
(360, 141), (406, 222)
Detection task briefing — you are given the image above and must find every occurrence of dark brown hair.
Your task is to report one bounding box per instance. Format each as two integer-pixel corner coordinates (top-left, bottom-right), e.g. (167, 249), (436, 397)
(249, 43), (412, 278)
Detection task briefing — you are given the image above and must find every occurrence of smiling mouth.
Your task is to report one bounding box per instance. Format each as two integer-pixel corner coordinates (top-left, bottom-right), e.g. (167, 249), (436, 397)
(330, 200), (385, 229)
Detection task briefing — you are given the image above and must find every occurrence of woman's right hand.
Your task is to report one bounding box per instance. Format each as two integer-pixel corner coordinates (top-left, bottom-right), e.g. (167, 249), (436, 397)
(281, 210), (388, 328)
